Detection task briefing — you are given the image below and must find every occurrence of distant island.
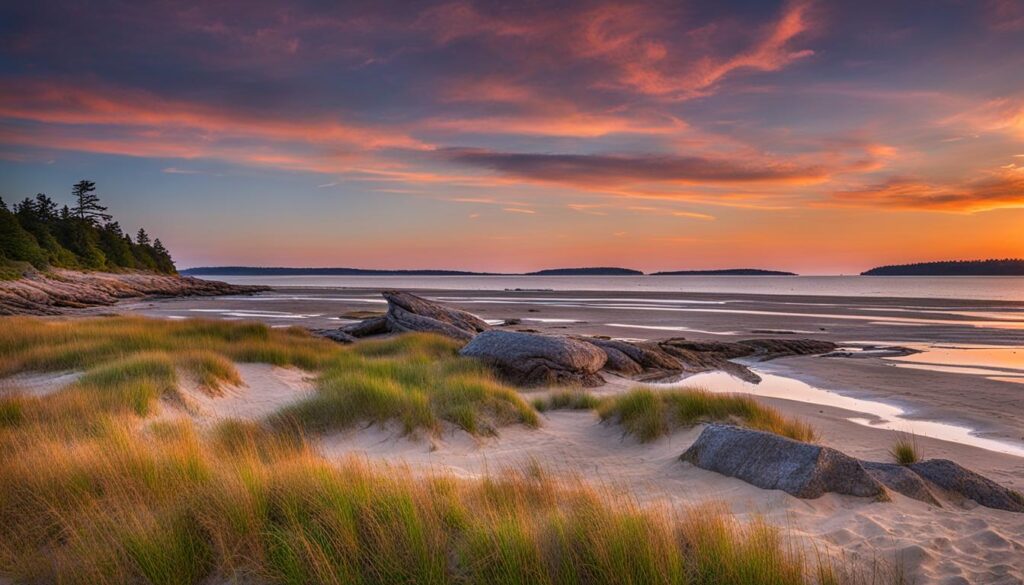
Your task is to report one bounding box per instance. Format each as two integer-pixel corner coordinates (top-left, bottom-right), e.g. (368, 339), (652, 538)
(862, 259), (1024, 276)
(526, 267), (643, 276)
(182, 266), (646, 276)
(651, 269), (796, 276)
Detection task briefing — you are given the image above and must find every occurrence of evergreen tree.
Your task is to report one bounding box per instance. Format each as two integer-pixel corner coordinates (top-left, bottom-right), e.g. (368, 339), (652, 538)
(0, 196), (8, 212)
(71, 180), (112, 225)
(0, 205), (48, 268)
(151, 238), (176, 273)
(136, 228), (151, 246)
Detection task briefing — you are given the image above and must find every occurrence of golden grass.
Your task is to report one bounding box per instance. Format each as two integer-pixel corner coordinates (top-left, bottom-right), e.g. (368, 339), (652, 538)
(0, 415), (842, 585)
(0, 316), (893, 584)
(597, 387), (817, 443)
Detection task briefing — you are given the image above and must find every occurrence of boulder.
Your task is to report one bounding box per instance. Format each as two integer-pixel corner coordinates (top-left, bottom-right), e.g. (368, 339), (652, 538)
(336, 291), (490, 342)
(909, 459), (1024, 513)
(383, 291), (490, 341)
(460, 330), (607, 387)
(861, 462), (941, 506)
(680, 424), (886, 499)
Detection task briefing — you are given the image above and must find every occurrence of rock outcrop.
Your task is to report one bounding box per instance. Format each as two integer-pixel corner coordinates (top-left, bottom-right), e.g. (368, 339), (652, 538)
(0, 269), (266, 315)
(679, 424), (886, 499)
(459, 330), (607, 387)
(330, 292), (836, 384)
(338, 291), (490, 342)
(910, 459), (1024, 513)
(861, 462), (941, 506)
(681, 425), (1021, 512)
(589, 337), (837, 383)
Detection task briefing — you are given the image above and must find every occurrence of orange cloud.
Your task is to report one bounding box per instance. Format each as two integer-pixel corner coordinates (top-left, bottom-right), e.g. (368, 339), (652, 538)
(831, 167), (1024, 212)
(0, 79), (426, 151)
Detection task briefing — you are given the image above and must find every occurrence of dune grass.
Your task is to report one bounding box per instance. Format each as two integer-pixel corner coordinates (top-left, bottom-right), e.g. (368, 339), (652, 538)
(889, 434), (920, 466)
(597, 387), (817, 443)
(0, 410), (850, 585)
(0, 316), (900, 584)
(0, 316), (535, 437)
(531, 390), (602, 412)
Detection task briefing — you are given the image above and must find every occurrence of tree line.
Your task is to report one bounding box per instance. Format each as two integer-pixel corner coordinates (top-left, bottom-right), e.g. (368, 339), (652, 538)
(0, 180), (176, 275)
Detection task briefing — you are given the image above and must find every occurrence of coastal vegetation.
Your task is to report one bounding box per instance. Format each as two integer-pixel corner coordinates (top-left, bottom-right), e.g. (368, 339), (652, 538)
(862, 259), (1024, 276)
(0, 316), (867, 584)
(0, 181), (175, 279)
(889, 434), (920, 466)
(596, 388), (817, 443)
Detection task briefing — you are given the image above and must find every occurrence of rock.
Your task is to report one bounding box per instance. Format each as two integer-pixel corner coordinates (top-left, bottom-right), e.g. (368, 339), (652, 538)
(384, 291), (490, 340)
(658, 339), (763, 383)
(340, 291), (490, 342)
(0, 268), (266, 316)
(311, 329), (357, 344)
(657, 338), (837, 383)
(680, 424), (886, 499)
(586, 338), (681, 377)
(734, 338), (838, 360)
(340, 315), (390, 337)
(909, 459), (1024, 513)
(862, 462), (941, 506)
(460, 330), (607, 387)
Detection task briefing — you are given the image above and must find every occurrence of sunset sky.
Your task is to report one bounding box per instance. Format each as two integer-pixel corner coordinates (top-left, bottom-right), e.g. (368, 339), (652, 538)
(1, 0), (1023, 273)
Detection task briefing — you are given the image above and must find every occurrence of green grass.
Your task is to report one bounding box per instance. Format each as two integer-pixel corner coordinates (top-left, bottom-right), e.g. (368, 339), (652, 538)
(597, 387), (817, 443)
(0, 317), (534, 437)
(889, 434), (919, 466)
(532, 390), (602, 412)
(275, 333), (538, 436)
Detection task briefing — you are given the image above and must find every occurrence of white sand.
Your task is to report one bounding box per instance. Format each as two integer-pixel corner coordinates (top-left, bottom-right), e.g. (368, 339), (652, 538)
(170, 363), (316, 421)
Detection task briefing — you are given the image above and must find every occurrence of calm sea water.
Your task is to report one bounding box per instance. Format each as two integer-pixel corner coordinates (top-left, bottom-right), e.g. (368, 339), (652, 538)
(200, 275), (1024, 302)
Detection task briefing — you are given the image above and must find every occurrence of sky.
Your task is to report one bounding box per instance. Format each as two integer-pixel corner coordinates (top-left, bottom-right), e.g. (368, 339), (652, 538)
(1, 0), (1023, 274)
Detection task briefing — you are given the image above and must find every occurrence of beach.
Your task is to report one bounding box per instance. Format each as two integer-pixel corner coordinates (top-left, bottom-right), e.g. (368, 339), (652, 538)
(64, 278), (1022, 582)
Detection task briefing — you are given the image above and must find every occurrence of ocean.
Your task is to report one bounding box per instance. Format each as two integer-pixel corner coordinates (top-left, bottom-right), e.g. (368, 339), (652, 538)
(196, 275), (1024, 302)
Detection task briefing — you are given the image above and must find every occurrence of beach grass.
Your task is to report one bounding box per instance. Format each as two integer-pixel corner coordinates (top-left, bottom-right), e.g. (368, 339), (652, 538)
(889, 434), (920, 466)
(597, 387), (817, 443)
(0, 413), (838, 585)
(0, 316), (892, 584)
(531, 389), (602, 412)
(0, 316), (534, 436)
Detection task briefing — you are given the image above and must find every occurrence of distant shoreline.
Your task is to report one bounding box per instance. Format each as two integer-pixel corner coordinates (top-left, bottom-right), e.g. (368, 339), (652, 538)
(182, 266), (797, 277)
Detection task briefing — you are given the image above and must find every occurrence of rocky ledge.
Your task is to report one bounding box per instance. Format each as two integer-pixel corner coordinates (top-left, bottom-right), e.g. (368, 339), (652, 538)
(320, 291), (836, 387)
(682, 424), (1023, 512)
(0, 269), (267, 316)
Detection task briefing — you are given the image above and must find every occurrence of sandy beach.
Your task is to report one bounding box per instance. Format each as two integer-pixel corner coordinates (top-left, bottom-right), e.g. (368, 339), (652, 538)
(65, 283), (1023, 583)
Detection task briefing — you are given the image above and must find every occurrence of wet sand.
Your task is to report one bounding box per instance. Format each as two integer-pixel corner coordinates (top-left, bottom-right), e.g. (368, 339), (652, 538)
(110, 285), (1024, 446)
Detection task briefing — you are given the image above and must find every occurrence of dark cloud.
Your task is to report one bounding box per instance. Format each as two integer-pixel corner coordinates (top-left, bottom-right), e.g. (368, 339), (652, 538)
(440, 148), (827, 186)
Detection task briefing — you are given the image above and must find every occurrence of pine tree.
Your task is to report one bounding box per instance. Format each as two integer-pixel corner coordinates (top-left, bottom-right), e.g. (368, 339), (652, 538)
(151, 238), (176, 273)
(71, 180), (112, 225)
(0, 196), (8, 212)
(136, 228), (151, 246)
